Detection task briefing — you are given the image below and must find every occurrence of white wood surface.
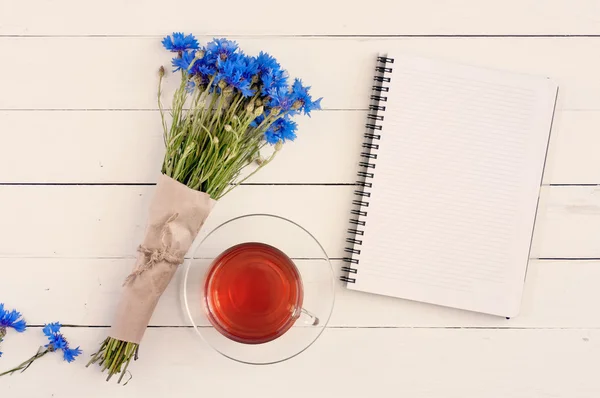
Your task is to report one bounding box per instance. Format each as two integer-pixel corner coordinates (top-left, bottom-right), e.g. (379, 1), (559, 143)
(1, 109), (600, 185)
(1, 38), (600, 110)
(2, 0), (600, 35)
(1, 1), (599, 396)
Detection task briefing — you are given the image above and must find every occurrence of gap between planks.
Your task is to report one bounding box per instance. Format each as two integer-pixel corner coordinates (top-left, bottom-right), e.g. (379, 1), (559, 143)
(1, 34), (600, 38)
(0, 182), (357, 186)
(21, 325), (600, 330)
(0, 256), (596, 262)
(0, 183), (595, 187)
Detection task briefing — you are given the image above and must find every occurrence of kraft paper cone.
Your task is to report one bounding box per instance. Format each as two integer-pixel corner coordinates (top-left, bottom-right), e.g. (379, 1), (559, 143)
(110, 174), (215, 344)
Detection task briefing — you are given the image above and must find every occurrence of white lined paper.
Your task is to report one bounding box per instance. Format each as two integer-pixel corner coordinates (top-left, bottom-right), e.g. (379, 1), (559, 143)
(349, 54), (558, 317)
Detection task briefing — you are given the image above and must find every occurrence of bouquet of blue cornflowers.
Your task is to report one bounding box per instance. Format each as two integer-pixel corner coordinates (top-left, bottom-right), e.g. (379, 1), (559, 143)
(0, 322), (81, 377)
(88, 33), (321, 383)
(0, 303), (27, 358)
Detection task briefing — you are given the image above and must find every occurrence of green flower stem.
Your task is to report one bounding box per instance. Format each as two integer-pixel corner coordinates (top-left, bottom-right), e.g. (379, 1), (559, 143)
(158, 67), (289, 200)
(218, 148), (278, 198)
(87, 337), (138, 384)
(157, 67), (168, 143)
(0, 346), (50, 377)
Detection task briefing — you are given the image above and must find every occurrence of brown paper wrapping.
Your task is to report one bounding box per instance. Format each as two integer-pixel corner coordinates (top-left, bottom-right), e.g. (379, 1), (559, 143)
(110, 174), (215, 344)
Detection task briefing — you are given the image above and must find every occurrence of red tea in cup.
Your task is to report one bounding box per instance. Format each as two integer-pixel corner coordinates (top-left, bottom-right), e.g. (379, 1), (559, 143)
(204, 242), (304, 344)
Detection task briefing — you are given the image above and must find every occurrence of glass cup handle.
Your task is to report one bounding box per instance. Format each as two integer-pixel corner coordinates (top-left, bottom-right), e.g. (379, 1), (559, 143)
(299, 308), (320, 326)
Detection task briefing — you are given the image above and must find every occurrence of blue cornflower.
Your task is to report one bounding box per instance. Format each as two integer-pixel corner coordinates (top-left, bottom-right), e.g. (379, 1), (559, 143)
(264, 117), (297, 144)
(187, 51), (217, 79)
(172, 50), (197, 72)
(250, 113), (265, 129)
(215, 56), (255, 97)
(185, 80), (196, 93)
(267, 87), (295, 112)
(0, 303), (26, 358)
(62, 346), (83, 363)
(291, 78), (323, 116)
(261, 69), (289, 96)
(255, 52), (288, 96)
(162, 32), (199, 53)
(255, 51), (280, 75)
(0, 303), (27, 333)
(195, 61), (217, 78)
(0, 322), (82, 377)
(43, 322), (81, 362)
(240, 55), (259, 82)
(206, 38), (239, 62)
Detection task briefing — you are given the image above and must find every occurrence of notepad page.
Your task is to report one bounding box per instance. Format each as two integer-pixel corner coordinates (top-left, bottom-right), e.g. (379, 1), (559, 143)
(349, 54), (558, 317)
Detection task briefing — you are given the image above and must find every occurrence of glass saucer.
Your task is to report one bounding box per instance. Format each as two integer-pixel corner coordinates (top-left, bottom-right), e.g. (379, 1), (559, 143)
(182, 214), (335, 365)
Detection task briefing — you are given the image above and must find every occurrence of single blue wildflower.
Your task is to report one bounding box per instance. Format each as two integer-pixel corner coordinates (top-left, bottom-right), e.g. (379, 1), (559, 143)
(0, 304), (26, 360)
(196, 62), (217, 78)
(62, 346), (82, 363)
(255, 52), (288, 96)
(215, 56), (255, 97)
(255, 51), (280, 75)
(172, 50), (196, 72)
(188, 51), (217, 79)
(261, 69), (289, 96)
(206, 38), (239, 62)
(0, 303), (27, 333)
(250, 113), (265, 129)
(264, 117), (297, 144)
(240, 55), (259, 82)
(267, 87), (295, 112)
(42, 322), (81, 361)
(0, 322), (82, 377)
(291, 78), (323, 116)
(42, 322), (61, 335)
(186, 80), (196, 93)
(162, 32), (199, 52)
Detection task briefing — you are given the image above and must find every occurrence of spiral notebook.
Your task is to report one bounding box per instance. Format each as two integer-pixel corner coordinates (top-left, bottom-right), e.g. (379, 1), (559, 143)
(341, 54), (558, 317)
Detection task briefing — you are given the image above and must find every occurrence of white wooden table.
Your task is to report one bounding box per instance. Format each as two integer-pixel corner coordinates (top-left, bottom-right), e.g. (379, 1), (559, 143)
(1, 1), (600, 396)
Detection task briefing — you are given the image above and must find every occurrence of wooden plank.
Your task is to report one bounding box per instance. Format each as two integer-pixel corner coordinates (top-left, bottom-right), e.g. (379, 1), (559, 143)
(534, 186), (600, 259)
(0, 185), (596, 259)
(1, 259), (599, 328)
(0, 108), (598, 185)
(545, 110), (600, 185)
(1, 327), (598, 397)
(0, 110), (365, 184)
(1, 37), (600, 110)
(0, 185), (353, 258)
(2, 0), (599, 36)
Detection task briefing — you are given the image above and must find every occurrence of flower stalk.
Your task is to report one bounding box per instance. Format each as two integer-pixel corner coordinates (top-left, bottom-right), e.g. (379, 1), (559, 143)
(0, 346), (51, 377)
(86, 337), (138, 383)
(0, 303), (27, 358)
(0, 323), (81, 377)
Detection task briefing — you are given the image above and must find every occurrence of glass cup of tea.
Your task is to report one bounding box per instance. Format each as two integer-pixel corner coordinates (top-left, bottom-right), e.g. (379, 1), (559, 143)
(183, 214), (335, 364)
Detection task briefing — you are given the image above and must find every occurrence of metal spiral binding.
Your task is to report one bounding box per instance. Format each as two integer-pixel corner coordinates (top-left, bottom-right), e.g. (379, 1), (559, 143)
(341, 55), (393, 284)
